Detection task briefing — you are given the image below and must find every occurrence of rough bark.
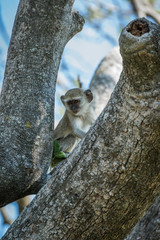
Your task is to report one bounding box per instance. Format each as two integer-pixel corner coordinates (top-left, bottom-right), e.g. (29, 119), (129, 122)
(2, 18), (160, 240)
(0, 0), (84, 207)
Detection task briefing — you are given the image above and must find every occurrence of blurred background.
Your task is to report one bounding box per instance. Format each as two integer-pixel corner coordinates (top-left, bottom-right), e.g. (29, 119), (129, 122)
(0, 0), (160, 237)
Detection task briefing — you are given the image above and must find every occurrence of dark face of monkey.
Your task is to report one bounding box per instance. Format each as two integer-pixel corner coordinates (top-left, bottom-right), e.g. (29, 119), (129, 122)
(67, 99), (81, 114)
(61, 88), (93, 116)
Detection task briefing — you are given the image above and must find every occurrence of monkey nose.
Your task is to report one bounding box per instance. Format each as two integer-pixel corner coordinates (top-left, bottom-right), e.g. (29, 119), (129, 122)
(72, 109), (79, 114)
(71, 107), (79, 113)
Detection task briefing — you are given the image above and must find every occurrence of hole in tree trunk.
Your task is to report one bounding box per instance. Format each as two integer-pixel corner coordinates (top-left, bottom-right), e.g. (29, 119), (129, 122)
(127, 19), (149, 37)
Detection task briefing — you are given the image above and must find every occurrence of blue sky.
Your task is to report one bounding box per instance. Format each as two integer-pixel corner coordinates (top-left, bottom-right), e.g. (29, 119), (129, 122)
(0, 0), (19, 32)
(0, 0), (19, 86)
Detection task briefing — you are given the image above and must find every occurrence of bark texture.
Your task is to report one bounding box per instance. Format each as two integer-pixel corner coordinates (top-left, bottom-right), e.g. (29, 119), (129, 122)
(2, 18), (160, 240)
(0, 0), (84, 207)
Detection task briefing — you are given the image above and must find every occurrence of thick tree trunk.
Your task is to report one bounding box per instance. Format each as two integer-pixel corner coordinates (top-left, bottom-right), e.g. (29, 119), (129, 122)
(0, 0), (84, 207)
(2, 18), (160, 240)
(90, 39), (160, 240)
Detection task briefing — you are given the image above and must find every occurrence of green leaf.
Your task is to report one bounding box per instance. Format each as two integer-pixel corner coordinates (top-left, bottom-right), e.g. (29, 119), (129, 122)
(53, 140), (60, 155)
(56, 152), (66, 159)
(50, 155), (66, 168)
(50, 140), (67, 169)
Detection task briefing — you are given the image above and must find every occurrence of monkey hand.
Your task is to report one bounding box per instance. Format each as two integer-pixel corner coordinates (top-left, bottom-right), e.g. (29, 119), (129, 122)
(50, 140), (67, 169)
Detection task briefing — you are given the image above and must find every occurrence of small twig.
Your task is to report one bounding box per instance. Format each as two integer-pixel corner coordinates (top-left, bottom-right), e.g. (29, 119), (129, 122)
(77, 75), (83, 88)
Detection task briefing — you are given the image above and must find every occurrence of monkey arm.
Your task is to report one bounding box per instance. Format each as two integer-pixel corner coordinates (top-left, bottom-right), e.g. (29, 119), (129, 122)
(73, 128), (86, 139)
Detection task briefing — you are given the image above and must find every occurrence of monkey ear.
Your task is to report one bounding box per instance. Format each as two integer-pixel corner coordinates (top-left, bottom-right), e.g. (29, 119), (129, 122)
(84, 89), (93, 103)
(60, 95), (65, 104)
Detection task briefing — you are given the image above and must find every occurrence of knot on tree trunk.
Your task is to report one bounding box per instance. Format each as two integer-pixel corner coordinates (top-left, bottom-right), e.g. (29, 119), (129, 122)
(127, 18), (150, 37)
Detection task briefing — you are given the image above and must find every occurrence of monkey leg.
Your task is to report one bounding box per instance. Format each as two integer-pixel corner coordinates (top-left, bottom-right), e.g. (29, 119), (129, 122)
(56, 134), (79, 153)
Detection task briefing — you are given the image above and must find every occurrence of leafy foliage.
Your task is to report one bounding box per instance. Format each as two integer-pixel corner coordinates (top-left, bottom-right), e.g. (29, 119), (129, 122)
(50, 140), (66, 169)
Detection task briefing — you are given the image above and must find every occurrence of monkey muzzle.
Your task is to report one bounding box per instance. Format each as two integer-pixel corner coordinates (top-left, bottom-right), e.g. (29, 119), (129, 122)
(71, 106), (80, 114)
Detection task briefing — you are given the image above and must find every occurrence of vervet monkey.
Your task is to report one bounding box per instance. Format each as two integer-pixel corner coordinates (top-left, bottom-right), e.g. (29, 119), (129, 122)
(54, 88), (95, 153)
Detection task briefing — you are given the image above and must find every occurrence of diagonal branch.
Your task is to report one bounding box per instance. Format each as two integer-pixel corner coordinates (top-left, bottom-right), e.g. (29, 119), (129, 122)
(90, 46), (122, 117)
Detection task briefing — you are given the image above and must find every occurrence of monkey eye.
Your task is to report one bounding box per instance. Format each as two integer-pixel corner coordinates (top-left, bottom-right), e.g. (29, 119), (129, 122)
(67, 100), (73, 106)
(67, 100), (80, 105)
(74, 99), (80, 104)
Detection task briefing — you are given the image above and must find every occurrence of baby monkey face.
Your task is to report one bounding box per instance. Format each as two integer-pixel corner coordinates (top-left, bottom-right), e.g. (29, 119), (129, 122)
(67, 99), (81, 114)
(60, 88), (93, 116)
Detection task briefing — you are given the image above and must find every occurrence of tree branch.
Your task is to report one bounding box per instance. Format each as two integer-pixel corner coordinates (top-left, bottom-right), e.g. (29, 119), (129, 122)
(131, 0), (160, 24)
(0, 0), (84, 207)
(90, 46), (122, 117)
(126, 195), (160, 240)
(0, 208), (13, 226)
